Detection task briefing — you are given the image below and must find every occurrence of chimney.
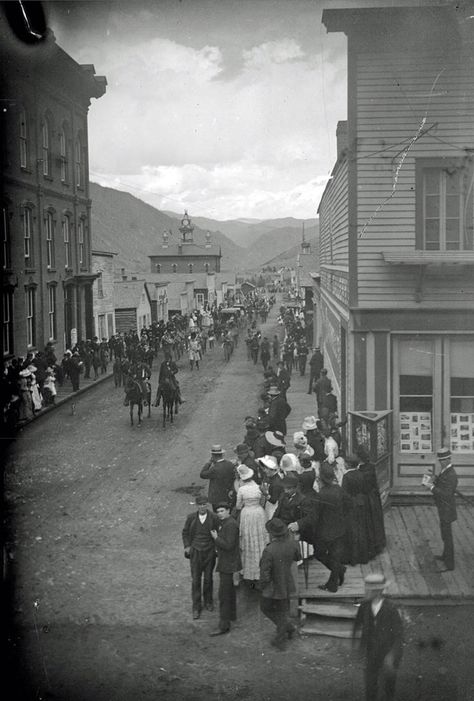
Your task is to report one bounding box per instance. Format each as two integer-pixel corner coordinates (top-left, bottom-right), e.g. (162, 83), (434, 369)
(121, 267), (127, 281)
(336, 120), (348, 160)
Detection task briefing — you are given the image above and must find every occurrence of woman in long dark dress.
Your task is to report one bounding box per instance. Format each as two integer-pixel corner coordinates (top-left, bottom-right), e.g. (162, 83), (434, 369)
(355, 444), (386, 554)
(341, 454), (371, 565)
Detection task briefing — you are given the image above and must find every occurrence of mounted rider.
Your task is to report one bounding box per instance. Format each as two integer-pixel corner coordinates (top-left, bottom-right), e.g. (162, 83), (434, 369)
(155, 352), (183, 406)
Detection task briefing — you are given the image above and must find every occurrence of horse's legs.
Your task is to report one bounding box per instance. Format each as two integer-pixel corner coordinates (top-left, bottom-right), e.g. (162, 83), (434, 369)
(162, 401), (166, 428)
(138, 401), (142, 425)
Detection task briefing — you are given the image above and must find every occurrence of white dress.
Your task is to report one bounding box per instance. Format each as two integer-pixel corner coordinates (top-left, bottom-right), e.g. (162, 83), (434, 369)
(236, 480), (269, 581)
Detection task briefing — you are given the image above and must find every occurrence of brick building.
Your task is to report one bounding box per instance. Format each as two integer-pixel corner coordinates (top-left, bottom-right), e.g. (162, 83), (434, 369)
(1, 21), (106, 358)
(148, 211), (221, 275)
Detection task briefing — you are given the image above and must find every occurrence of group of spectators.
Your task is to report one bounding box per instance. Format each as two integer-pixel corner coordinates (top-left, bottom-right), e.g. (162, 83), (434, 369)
(183, 305), (387, 656)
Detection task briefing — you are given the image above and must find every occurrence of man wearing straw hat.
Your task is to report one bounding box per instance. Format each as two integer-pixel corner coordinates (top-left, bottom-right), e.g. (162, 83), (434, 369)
(353, 573), (403, 701)
(422, 446), (458, 571)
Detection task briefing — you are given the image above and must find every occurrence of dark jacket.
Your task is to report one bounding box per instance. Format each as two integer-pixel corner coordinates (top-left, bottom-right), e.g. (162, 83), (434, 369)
(182, 509), (219, 549)
(276, 368), (291, 393)
(200, 458), (236, 505)
(432, 465), (458, 523)
(353, 598), (403, 666)
(274, 489), (305, 525)
(259, 535), (301, 599)
(315, 482), (346, 541)
(267, 395), (291, 436)
(214, 516), (241, 573)
(314, 375), (333, 401)
(295, 489), (319, 544)
(309, 350), (324, 377)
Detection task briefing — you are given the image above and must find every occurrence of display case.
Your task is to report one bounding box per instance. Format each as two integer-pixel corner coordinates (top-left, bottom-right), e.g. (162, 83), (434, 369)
(349, 410), (392, 506)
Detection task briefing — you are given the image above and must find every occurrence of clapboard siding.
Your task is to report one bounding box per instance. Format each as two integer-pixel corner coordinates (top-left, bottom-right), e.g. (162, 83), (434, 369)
(353, 42), (474, 307)
(319, 159), (349, 271)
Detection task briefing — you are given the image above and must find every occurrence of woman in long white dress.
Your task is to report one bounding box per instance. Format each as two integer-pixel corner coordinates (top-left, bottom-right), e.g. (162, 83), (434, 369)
(235, 464), (269, 584)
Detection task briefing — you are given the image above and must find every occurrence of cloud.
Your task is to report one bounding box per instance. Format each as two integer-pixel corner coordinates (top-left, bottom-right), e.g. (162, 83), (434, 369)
(242, 39), (304, 68)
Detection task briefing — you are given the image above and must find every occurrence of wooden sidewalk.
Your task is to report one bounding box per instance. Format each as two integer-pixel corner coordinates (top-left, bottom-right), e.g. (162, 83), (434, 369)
(299, 504), (474, 603)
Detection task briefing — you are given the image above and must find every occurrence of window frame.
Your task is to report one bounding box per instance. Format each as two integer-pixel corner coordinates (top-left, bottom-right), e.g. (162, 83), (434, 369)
(3, 290), (13, 356)
(75, 134), (83, 188)
(2, 205), (11, 270)
(78, 217), (85, 265)
(62, 215), (71, 269)
(416, 157), (474, 252)
(42, 118), (51, 177)
(48, 284), (57, 340)
(60, 125), (68, 183)
(26, 287), (36, 347)
(22, 205), (33, 264)
(97, 271), (104, 298)
(45, 210), (55, 269)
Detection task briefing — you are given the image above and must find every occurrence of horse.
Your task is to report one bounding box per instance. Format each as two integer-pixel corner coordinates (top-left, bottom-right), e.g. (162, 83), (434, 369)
(124, 376), (151, 426)
(155, 376), (179, 427)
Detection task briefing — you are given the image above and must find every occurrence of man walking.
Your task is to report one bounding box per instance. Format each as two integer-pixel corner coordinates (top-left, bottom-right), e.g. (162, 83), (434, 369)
(200, 445), (236, 511)
(209, 502), (241, 636)
(259, 517), (301, 650)
(422, 446), (458, 571)
(182, 495), (219, 619)
(353, 573), (403, 701)
(307, 347), (324, 394)
(267, 385), (291, 437)
(312, 463), (346, 593)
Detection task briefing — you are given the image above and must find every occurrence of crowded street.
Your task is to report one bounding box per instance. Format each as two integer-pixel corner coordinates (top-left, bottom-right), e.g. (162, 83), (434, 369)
(4, 299), (474, 701)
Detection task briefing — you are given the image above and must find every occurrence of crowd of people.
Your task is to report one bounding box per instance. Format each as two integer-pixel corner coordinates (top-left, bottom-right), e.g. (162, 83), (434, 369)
(182, 304), (387, 656)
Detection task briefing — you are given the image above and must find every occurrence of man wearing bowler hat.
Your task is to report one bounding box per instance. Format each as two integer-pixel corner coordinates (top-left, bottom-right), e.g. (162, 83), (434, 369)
(200, 445), (236, 511)
(182, 495), (219, 619)
(209, 502), (241, 636)
(353, 573), (403, 701)
(259, 518), (301, 650)
(422, 446), (458, 571)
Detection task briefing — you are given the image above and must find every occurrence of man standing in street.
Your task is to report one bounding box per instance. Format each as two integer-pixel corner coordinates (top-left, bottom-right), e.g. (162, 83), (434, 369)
(267, 385), (291, 437)
(209, 502), (241, 636)
(312, 463), (346, 592)
(276, 360), (291, 399)
(353, 573), (403, 701)
(182, 495), (219, 620)
(259, 518), (301, 650)
(313, 368), (333, 413)
(307, 347), (324, 394)
(200, 445), (236, 511)
(422, 446), (458, 571)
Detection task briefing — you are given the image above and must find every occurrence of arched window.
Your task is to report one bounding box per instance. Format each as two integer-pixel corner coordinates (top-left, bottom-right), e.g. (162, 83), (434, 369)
(42, 117), (50, 176)
(78, 217), (85, 265)
(60, 124), (68, 182)
(75, 134), (83, 188)
(19, 108), (28, 168)
(188, 263), (193, 273)
(44, 210), (55, 268)
(172, 263), (177, 273)
(62, 215), (71, 268)
(155, 263), (161, 273)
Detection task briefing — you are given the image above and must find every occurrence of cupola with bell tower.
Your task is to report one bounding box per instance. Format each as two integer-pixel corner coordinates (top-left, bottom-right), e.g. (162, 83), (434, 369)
(179, 211), (194, 243)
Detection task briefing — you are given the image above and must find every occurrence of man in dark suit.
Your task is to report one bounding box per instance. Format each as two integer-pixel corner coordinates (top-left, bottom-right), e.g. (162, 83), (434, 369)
(276, 360), (291, 398)
(313, 368), (333, 412)
(307, 347), (324, 394)
(200, 445), (236, 511)
(310, 462), (346, 592)
(274, 475), (305, 525)
(209, 502), (241, 636)
(182, 495), (219, 619)
(353, 573), (403, 701)
(259, 518), (301, 650)
(267, 385), (291, 437)
(422, 446), (458, 571)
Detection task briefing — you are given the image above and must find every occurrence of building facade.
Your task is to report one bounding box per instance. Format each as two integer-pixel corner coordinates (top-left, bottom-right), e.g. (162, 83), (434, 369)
(114, 279), (152, 334)
(148, 212), (221, 275)
(1, 24), (106, 358)
(319, 1), (474, 496)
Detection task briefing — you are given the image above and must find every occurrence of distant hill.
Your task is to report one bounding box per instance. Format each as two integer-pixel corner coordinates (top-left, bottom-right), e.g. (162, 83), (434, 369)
(243, 222), (319, 269)
(90, 183), (245, 273)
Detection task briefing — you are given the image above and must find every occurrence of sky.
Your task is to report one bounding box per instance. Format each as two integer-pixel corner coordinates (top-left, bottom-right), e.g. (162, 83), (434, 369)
(48, 0), (348, 220)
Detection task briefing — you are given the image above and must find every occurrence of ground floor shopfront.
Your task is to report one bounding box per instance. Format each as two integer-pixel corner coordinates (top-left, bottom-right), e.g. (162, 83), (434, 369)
(315, 299), (474, 495)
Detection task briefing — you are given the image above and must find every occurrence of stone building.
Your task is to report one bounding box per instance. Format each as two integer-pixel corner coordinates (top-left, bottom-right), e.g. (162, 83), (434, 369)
(1, 19), (106, 357)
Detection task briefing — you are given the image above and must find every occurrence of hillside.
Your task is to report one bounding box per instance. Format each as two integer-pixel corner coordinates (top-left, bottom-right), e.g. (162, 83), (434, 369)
(90, 183), (245, 273)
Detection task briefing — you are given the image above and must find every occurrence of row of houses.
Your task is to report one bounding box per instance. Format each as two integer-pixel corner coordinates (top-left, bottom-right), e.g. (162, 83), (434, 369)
(311, 0), (474, 498)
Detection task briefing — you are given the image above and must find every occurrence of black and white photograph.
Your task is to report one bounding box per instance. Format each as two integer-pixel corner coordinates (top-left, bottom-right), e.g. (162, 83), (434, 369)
(2, 1), (474, 699)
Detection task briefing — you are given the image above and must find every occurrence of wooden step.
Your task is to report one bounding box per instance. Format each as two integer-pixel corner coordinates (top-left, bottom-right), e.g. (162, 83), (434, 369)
(299, 618), (358, 638)
(299, 602), (358, 619)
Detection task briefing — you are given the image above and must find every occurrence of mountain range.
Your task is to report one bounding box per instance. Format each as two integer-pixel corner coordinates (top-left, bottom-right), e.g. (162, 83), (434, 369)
(90, 182), (319, 273)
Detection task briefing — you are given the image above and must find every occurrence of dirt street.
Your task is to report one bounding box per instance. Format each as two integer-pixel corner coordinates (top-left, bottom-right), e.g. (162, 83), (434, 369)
(4, 306), (474, 701)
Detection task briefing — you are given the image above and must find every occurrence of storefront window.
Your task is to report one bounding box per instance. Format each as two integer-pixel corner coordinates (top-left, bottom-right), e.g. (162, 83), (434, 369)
(450, 339), (474, 453)
(399, 338), (433, 453)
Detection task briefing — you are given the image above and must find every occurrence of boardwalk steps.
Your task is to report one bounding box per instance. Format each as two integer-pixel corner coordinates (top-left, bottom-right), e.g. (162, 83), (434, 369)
(298, 599), (360, 638)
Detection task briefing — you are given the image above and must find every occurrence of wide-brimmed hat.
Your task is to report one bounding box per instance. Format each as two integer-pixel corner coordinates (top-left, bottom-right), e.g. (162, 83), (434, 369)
(265, 430), (286, 447)
(265, 517), (288, 538)
(195, 495), (209, 505)
(211, 444), (225, 454)
(258, 455), (278, 471)
(302, 416), (318, 431)
(364, 573), (388, 590)
(237, 464), (254, 480)
(280, 453), (300, 473)
(437, 447), (451, 460)
(27, 364), (37, 373)
(19, 369), (31, 377)
(267, 385), (280, 396)
(234, 443), (250, 455)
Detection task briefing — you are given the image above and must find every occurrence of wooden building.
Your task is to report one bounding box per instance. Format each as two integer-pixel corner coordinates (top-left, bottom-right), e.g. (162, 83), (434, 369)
(318, 1), (474, 497)
(114, 280), (152, 334)
(148, 211), (221, 275)
(1, 20), (106, 356)
(92, 249), (117, 341)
